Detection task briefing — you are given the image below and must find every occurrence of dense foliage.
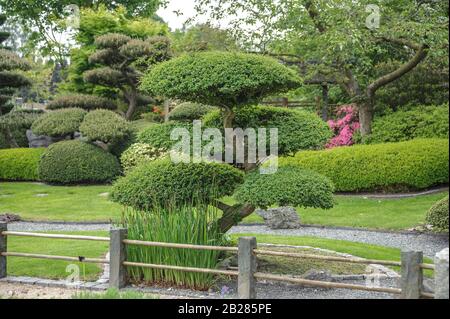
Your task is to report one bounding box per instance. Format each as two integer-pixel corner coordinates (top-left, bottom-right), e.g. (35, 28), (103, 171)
(38, 140), (121, 184)
(202, 105), (331, 155)
(426, 195), (449, 233)
(361, 105), (449, 144)
(110, 158), (244, 210)
(79, 109), (131, 144)
(31, 108), (87, 137)
(120, 143), (167, 173)
(140, 51), (301, 108)
(279, 139), (449, 192)
(137, 121), (192, 151)
(47, 94), (117, 111)
(0, 148), (44, 181)
(168, 102), (216, 122)
(0, 109), (42, 148)
(235, 166), (335, 209)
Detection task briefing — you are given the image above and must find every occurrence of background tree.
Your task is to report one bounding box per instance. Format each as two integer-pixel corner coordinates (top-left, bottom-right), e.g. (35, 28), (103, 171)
(83, 32), (172, 120)
(0, 14), (31, 147)
(195, 0), (449, 136)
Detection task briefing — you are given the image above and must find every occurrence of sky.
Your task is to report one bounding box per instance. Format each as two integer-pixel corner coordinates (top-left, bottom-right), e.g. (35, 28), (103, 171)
(157, 0), (203, 30)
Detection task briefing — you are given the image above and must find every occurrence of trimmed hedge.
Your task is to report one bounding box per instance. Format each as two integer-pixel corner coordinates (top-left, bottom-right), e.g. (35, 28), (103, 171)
(362, 104), (449, 144)
(110, 158), (244, 210)
(137, 121), (192, 151)
(0, 148), (44, 181)
(47, 94), (117, 111)
(168, 102), (216, 122)
(279, 139), (449, 192)
(426, 195), (449, 232)
(38, 140), (121, 184)
(79, 109), (131, 144)
(31, 108), (87, 137)
(235, 166), (335, 209)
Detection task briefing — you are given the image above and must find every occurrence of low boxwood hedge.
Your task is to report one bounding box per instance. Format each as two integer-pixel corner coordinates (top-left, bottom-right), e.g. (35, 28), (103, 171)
(38, 140), (121, 184)
(0, 148), (45, 181)
(279, 139), (449, 192)
(426, 195), (449, 233)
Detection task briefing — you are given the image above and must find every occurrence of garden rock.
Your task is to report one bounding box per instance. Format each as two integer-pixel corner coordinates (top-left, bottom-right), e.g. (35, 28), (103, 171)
(302, 269), (335, 282)
(0, 213), (21, 223)
(26, 130), (82, 148)
(256, 207), (301, 229)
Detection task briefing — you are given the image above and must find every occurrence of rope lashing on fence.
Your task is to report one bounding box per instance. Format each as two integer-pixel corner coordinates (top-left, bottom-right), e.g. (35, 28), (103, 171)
(122, 239), (239, 252)
(1, 231), (110, 242)
(253, 272), (402, 295)
(122, 261), (239, 277)
(1, 252), (108, 264)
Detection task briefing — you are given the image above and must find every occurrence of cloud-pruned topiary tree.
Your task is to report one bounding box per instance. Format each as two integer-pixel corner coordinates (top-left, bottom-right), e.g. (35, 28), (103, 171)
(84, 33), (172, 120)
(0, 14), (31, 147)
(31, 108), (87, 139)
(111, 51), (335, 232)
(47, 94), (117, 111)
(168, 102), (216, 122)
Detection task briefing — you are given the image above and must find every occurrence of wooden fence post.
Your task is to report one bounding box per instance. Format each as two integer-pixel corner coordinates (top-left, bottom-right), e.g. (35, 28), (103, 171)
(238, 237), (257, 299)
(434, 248), (449, 299)
(401, 250), (423, 299)
(109, 228), (127, 289)
(0, 223), (6, 279)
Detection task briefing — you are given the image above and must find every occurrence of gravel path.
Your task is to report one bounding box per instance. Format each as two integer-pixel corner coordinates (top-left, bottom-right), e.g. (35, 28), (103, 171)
(229, 225), (449, 257)
(7, 222), (448, 258)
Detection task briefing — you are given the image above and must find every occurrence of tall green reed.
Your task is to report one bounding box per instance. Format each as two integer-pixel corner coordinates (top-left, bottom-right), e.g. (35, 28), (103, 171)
(119, 198), (225, 290)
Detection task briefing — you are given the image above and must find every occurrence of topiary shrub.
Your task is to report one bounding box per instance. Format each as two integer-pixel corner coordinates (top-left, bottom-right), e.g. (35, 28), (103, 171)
(426, 195), (449, 233)
(79, 109), (131, 144)
(31, 108), (87, 138)
(38, 140), (121, 184)
(120, 143), (167, 173)
(0, 110), (43, 148)
(279, 139), (449, 192)
(203, 105), (331, 155)
(362, 104), (449, 144)
(137, 121), (192, 151)
(235, 166), (335, 209)
(0, 148), (45, 180)
(110, 158), (244, 210)
(168, 102), (216, 122)
(47, 94), (117, 111)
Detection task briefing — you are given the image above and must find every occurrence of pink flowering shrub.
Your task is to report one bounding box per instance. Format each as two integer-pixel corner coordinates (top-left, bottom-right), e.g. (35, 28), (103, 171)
(326, 104), (360, 148)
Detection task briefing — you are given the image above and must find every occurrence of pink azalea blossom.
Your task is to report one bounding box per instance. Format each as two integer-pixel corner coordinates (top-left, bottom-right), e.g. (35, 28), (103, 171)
(326, 104), (360, 149)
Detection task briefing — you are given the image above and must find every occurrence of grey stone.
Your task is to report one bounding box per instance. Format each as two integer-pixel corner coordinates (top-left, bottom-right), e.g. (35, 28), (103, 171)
(217, 255), (238, 270)
(26, 129), (54, 148)
(238, 237), (257, 299)
(109, 228), (127, 289)
(302, 269), (335, 282)
(400, 251), (423, 299)
(434, 248), (449, 299)
(0, 214), (21, 223)
(256, 207), (301, 229)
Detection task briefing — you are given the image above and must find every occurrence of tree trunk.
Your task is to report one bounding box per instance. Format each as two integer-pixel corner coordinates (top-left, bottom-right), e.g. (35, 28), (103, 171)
(216, 202), (256, 233)
(358, 99), (374, 137)
(125, 88), (137, 120)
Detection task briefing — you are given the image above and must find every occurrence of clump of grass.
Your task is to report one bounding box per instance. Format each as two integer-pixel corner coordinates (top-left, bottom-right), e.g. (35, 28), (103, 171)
(119, 199), (225, 291)
(73, 288), (157, 299)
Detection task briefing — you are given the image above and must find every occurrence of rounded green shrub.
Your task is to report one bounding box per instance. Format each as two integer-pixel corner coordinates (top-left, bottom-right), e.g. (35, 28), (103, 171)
(362, 104), (449, 144)
(203, 105), (332, 155)
(110, 158), (244, 210)
(79, 109), (131, 144)
(0, 110), (43, 148)
(31, 108), (87, 138)
(426, 195), (449, 232)
(168, 102), (216, 122)
(279, 139), (449, 192)
(47, 94), (117, 111)
(137, 121), (192, 150)
(120, 143), (167, 173)
(0, 148), (45, 181)
(140, 51), (301, 107)
(38, 140), (121, 184)
(235, 166), (334, 209)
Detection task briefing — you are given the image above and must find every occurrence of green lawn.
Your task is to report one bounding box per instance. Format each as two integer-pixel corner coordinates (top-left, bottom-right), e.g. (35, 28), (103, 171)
(7, 231), (109, 280)
(1, 182), (447, 230)
(241, 192), (449, 230)
(0, 182), (122, 222)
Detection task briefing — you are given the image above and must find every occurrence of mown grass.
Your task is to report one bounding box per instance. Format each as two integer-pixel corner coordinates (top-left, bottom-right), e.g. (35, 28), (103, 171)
(72, 288), (157, 299)
(6, 231), (109, 280)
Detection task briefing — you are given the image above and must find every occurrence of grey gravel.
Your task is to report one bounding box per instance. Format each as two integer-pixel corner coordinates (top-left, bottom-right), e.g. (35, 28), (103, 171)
(228, 225), (449, 258)
(7, 221), (111, 232)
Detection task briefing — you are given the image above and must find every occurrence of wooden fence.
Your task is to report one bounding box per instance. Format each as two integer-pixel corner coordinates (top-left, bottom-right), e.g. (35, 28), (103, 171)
(0, 223), (448, 299)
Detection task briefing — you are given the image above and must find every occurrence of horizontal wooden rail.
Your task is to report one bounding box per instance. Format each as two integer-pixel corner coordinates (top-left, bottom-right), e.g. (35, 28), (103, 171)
(253, 272), (402, 295)
(123, 239), (238, 252)
(1, 231), (109, 242)
(1, 252), (109, 264)
(123, 261), (239, 276)
(253, 249), (402, 267)
(420, 292), (435, 299)
(420, 263), (435, 270)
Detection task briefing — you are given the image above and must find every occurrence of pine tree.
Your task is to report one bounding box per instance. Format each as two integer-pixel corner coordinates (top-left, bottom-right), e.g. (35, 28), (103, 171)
(0, 14), (31, 147)
(83, 33), (171, 120)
